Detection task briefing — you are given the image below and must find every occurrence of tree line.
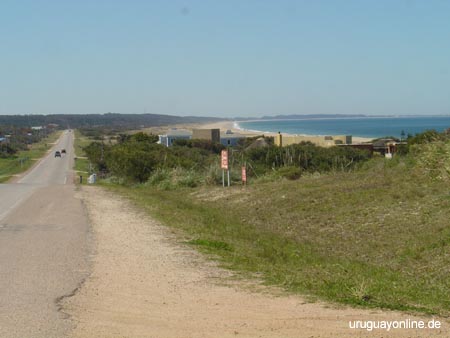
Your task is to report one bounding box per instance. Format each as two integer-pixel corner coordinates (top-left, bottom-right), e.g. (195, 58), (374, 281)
(0, 127), (52, 158)
(0, 113), (225, 129)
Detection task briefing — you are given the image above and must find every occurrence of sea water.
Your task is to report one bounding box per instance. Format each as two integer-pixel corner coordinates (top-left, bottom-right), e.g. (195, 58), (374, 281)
(237, 116), (450, 139)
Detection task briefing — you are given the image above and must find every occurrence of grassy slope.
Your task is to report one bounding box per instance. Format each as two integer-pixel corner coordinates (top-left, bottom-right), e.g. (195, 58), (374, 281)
(73, 129), (92, 181)
(0, 131), (61, 183)
(104, 147), (450, 316)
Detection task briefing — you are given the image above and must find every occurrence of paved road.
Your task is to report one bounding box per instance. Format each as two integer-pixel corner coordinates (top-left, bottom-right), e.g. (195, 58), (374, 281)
(0, 131), (91, 338)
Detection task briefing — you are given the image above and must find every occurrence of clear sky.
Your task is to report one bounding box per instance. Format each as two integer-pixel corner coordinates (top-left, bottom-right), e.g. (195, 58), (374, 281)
(1, 0), (450, 117)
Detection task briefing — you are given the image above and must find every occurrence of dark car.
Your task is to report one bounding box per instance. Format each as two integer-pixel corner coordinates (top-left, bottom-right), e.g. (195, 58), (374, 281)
(55, 151), (61, 157)
(61, 149), (66, 154)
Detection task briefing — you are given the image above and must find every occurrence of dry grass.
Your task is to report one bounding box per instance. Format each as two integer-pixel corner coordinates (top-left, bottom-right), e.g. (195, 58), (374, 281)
(105, 145), (450, 316)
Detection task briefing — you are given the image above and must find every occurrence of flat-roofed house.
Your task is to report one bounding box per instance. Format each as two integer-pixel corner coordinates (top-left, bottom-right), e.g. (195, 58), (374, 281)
(158, 129), (192, 147)
(220, 130), (246, 146)
(192, 128), (220, 143)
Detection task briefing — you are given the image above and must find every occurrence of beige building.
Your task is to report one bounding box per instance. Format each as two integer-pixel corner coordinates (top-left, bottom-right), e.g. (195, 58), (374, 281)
(275, 133), (352, 147)
(192, 128), (220, 143)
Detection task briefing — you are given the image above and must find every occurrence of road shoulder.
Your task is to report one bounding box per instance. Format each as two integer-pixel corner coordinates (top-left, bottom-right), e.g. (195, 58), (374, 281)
(63, 186), (446, 338)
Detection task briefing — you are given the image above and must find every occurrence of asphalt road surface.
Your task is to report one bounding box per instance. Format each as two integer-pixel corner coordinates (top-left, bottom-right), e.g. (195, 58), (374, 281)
(0, 131), (91, 338)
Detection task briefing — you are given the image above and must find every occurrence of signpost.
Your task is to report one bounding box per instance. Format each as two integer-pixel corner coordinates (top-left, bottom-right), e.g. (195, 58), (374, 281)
(241, 166), (247, 185)
(221, 150), (228, 170)
(221, 150), (230, 187)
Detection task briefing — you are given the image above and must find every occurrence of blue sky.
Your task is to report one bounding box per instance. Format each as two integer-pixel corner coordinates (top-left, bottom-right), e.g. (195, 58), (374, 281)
(1, 0), (449, 117)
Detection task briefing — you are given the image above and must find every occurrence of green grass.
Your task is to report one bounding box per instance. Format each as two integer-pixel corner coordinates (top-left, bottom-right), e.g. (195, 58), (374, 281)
(73, 129), (93, 183)
(187, 238), (234, 251)
(102, 151), (450, 316)
(0, 131), (61, 182)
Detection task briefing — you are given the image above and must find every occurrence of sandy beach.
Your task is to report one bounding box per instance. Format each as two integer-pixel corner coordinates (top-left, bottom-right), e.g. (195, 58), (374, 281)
(199, 120), (374, 144)
(142, 120), (373, 144)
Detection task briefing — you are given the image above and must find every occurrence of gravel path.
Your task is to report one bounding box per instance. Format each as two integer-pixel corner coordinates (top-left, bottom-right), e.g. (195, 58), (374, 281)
(63, 186), (447, 338)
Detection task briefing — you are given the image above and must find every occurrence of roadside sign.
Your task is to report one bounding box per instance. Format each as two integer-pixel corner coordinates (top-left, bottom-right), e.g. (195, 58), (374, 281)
(221, 150), (228, 170)
(241, 166), (247, 183)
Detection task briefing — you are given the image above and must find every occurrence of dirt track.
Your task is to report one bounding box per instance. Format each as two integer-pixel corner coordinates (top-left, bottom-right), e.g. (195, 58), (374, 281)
(63, 186), (447, 338)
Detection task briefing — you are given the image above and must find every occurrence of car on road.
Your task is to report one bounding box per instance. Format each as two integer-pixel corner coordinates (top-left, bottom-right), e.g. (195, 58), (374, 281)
(55, 151), (61, 158)
(61, 149), (66, 154)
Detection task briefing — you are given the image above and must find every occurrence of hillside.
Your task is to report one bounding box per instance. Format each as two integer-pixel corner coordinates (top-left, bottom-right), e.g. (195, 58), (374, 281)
(103, 136), (450, 316)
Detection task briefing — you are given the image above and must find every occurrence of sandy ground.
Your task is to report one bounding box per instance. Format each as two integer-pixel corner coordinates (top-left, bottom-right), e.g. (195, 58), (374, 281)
(200, 121), (373, 144)
(142, 120), (373, 144)
(63, 186), (447, 338)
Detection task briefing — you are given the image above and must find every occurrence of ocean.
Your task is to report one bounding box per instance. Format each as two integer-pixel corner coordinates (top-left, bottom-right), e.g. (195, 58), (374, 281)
(237, 116), (450, 139)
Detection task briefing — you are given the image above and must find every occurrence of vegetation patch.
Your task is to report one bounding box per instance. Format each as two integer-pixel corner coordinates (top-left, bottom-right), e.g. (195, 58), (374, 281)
(73, 130), (95, 183)
(90, 129), (450, 316)
(84, 132), (371, 186)
(187, 239), (234, 252)
(0, 131), (61, 182)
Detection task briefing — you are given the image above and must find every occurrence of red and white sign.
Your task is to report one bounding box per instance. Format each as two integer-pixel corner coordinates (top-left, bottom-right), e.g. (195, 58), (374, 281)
(241, 166), (247, 183)
(221, 150), (228, 170)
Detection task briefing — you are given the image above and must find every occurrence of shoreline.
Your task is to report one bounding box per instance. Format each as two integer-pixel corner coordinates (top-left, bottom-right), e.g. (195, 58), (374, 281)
(232, 114), (450, 124)
(200, 121), (374, 144)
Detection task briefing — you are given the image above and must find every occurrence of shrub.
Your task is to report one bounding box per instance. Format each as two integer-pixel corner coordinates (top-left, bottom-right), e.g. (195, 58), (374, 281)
(204, 163), (223, 185)
(0, 144), (17, 157)
(147, 168), (171, 186)
(147, 167), (201, 189)
(412, 141), (450, 181)
(173, 139), (224, 154)
(277, 166), (303, 180)
(83, 142), (109, 171)
(105, 143), (166, 183)
(177, 171), (200, 188)
(242, 143), (371, 174)
(408, 130), (443, 145)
